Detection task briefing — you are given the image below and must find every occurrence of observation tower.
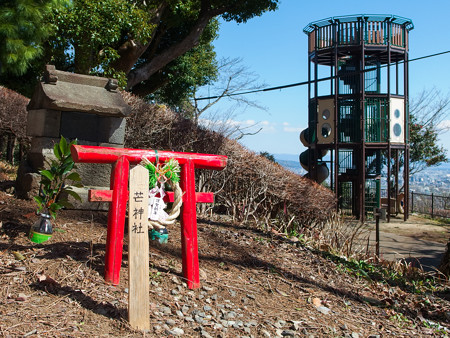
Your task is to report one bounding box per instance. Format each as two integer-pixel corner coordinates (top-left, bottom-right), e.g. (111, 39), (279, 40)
(300, 15), (414, 221)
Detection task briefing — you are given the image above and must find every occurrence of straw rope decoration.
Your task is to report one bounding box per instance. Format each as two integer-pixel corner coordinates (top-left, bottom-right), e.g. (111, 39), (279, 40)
(140, 157), (183, 230)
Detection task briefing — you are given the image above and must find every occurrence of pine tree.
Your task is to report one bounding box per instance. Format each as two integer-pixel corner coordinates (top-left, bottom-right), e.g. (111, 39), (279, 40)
(0, 0), (66, 75)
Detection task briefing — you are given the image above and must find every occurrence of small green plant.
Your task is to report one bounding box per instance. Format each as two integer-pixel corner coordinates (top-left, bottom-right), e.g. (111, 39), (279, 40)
(389, 311), (410, 326)
(34, 137), (82, 218)
(149, 271), (162, 281)
(422, 319), (448, 335)
(255, 236), (270, 243)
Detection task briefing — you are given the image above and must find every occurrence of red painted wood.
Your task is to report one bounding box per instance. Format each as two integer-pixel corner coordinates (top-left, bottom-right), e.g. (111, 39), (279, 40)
(104, 156), (129, 285)
(89, 190), (214, 203)
(88, 189), (113, 202)
(180, 159), (200, 289)
(71, 145), (227, 170)
(193, 192), (214, 203)
(71, 144), (227, 289)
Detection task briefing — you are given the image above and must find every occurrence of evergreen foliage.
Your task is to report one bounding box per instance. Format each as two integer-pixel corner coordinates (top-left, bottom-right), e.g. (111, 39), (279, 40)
(0, 0), (279, 102)
(34, 136), (82, 219)
(409, 114), (448, 172)
(52, 0), (154, 80)
(0, 0), (66, 76)
(259, 151), (276, 163)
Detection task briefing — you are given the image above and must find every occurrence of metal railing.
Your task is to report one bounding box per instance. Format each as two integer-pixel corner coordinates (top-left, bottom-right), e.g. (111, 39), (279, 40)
(365, 98), (388, 142)
(410, 191), (450, 219)
(310, 20), (408, 51)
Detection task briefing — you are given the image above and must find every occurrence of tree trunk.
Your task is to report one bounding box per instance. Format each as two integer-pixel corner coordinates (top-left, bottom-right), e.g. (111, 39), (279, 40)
(111, 2), (169, 76)
(0, 133), (5, 158)
(126, 13), (212, 90)
(18, 142), (25, 162)
(6, 133), (16, 164)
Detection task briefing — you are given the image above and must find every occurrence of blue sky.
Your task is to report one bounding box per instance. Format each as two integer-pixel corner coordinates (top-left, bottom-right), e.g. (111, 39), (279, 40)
(199, 0), (450, 157)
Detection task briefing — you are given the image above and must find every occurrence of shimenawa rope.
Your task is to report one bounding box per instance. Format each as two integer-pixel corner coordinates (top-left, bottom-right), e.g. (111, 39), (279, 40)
(140, 157), (183, 231)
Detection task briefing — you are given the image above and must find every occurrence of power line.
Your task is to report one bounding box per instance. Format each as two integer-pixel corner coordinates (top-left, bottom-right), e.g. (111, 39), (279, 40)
(195, 49), (450, 101)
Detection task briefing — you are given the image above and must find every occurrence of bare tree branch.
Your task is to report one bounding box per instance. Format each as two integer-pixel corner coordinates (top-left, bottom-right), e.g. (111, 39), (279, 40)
(187, 57), (267, 139)
(410, 88), (450, 132)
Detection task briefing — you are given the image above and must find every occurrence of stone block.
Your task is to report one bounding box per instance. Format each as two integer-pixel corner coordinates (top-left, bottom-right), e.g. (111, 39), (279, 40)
(15, 159), (40, 200)
(97, 143), (123, 148)
(60, 186), (110, 211)
(74, 162), (112, 187)
(98, 116), (126, 144)
(60, 111), (125, 144)
(27, 65), (131, 117)
(27, 137), (60, 169)
(25, 137), (116, 187)
(22, 65), (131, 210)
(26, 109), (61, 138)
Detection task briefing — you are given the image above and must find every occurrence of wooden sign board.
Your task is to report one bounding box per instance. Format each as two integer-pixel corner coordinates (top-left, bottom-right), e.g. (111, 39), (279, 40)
(128, 165), (150, 330)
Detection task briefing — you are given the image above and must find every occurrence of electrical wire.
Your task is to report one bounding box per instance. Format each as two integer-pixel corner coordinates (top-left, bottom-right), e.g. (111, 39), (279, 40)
(195, 49), (450, 101)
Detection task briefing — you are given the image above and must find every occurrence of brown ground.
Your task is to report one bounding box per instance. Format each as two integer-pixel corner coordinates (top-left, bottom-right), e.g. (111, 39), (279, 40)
(0, 190), (449, 337)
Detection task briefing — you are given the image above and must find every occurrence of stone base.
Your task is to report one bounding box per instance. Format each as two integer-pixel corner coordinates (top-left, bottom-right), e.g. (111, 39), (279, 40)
(16, 137), (122, 201)
(15, 159), (40, 200)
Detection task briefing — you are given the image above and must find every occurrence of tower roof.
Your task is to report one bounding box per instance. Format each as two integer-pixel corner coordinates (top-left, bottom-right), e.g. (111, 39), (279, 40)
(303, 14), (414, 34)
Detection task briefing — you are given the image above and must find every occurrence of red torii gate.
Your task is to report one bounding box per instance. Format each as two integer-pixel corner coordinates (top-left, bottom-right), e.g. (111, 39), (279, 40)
(70, 145), (227, 289)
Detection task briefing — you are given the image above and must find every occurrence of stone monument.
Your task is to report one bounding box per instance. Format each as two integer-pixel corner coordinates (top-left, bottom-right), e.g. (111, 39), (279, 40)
(16, 65), (131, 209)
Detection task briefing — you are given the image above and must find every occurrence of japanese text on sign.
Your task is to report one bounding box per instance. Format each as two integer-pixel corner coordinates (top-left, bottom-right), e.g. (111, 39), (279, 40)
(132, 191), (146, 234)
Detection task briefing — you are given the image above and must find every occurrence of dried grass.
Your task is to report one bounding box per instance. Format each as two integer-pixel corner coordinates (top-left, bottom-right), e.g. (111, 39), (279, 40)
(299, 214), (371, 259)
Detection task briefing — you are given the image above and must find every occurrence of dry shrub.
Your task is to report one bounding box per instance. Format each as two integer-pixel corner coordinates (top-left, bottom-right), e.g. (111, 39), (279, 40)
(0, 86), (30, 163)
(301, 214), (371, 258)
(0, 86), (29, 138)
(123, 92), (336, 229)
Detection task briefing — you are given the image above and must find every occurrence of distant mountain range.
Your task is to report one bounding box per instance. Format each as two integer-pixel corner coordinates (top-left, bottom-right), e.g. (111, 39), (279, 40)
(273, 153), (301, 162)
(274, 154), (305, 176)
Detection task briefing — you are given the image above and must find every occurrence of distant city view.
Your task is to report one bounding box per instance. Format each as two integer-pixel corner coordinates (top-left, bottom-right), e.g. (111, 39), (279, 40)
(409, 163), (450, 196)
(275, 154), (450, 196)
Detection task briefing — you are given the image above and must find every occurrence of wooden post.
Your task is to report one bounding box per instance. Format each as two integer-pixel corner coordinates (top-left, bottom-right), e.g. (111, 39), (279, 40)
(128, 165), (150, 330)
(431, 193), (434, 218)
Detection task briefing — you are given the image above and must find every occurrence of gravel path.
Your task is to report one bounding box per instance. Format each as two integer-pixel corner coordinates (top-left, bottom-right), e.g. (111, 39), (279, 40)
(370, 230), (446, 270)
(366, 215), (449, 270)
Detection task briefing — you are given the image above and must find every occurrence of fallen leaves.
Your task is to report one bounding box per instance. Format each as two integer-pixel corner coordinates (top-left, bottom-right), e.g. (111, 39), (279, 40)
(312, 297), (321, 307)
(7, 293), (29, 302)
(276, 288), (289, 297)
(37, 273), (60, 288)
(311, 297), (332, 315)
(12, 251), (26, 261)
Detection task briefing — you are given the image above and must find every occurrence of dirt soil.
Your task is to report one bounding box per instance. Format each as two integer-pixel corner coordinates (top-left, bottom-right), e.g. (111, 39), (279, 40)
(0, 190), (449, 337)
